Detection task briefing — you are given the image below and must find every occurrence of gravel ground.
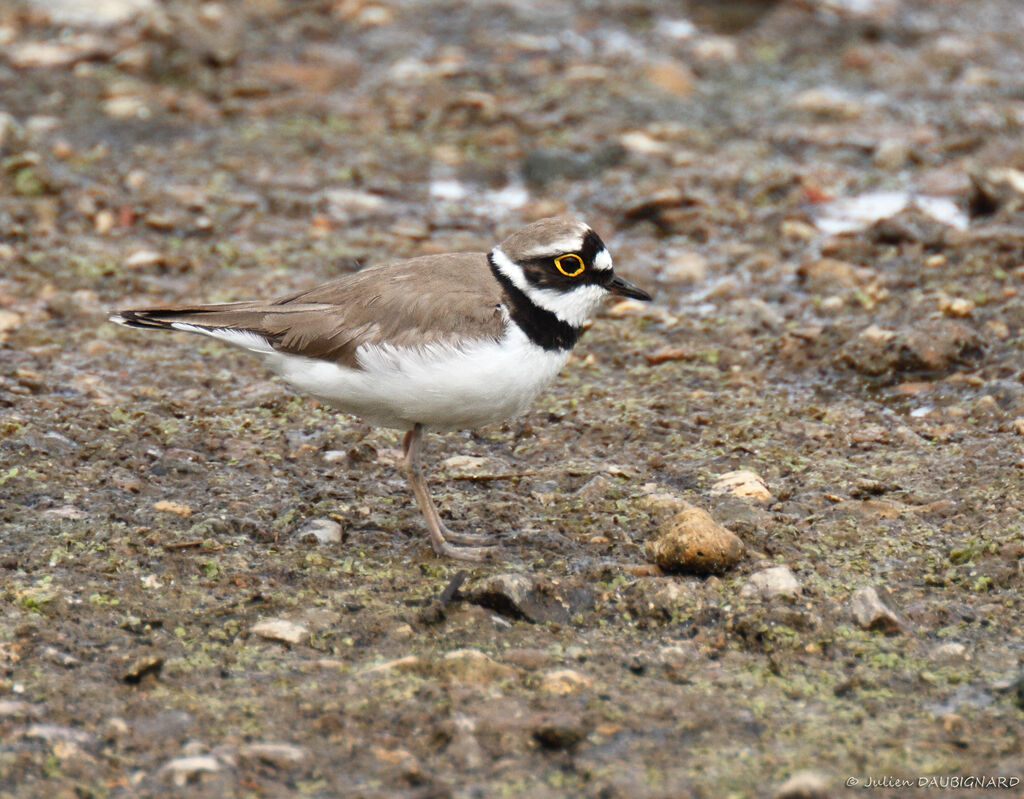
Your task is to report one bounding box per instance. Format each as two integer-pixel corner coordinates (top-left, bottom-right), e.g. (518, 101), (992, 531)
(1, 1), (1023, 797)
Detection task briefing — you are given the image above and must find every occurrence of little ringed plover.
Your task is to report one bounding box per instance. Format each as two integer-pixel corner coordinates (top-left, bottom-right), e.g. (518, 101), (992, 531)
(110, 215), (651, 560)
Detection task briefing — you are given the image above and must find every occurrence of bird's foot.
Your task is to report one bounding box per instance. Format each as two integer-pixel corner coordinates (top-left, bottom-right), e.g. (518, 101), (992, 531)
(439, 527), (496, 547)
(432, 539), (497, 562)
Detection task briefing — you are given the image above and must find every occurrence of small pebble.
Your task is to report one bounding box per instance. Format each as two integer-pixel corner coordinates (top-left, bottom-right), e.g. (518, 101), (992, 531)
(575, 474), (612, 503)
(645, 59), (695, 97)
(540, 668), (593, 694)
(441, 455), (488, 472)
(447, 714), (485, 770)
(531, 713), (589, 750)
(850, 586), (905, 634)
(120, 655), (164, 684)
(250, 618), (308, 645)
(931, 642), (967, 662)
(637, 492), (693, 522)
(361, 655), (423, 675)
(102, 96), (150, 120)
(153, 500), (192, 518)
(619, 131), (672, 156)
(502, 647), (551, 670)
(159, 755), (221, 787)
(238, 742), (309, 769)
(789, 86), (865, 119)
(124, 249), (164, 269)
(741, 566), (802, 599)
(711, 470), (772, 503)
(874, 138), (911, 170)
(660, 250), (708, 283)
(938, 295), (975, 317)
(24, 724), (94, 745)
(94, 209), (116, 234)
(438, 649), (516, 684)
(774, 770), (831, 799)
(295, 518), (342, 544)
(0, 310), (22, 335)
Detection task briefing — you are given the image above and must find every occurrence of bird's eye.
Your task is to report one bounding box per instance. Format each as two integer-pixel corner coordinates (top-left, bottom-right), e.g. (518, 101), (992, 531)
(554, 253), (585, 277)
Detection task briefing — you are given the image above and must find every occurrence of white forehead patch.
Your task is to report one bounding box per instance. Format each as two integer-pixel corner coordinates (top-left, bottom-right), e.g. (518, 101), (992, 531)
(523, 233), (586, 259)
(593, 248), (613, 272)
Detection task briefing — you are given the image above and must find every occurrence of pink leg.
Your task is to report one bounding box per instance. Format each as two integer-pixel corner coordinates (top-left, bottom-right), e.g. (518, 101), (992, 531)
(402, 424), (495, 561)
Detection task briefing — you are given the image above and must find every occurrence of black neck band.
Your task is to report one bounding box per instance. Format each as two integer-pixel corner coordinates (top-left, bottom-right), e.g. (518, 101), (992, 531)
(488, 254), (581, 351)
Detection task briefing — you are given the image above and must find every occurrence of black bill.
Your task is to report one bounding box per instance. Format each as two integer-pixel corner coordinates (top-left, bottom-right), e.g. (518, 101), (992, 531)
(606, 274), (652, 301)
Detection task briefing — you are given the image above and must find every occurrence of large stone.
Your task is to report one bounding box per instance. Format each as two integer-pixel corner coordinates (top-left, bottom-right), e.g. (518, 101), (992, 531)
(645, 507), (744, 574)
(838, 320), (983, 377)
(471, 573), (592, 624)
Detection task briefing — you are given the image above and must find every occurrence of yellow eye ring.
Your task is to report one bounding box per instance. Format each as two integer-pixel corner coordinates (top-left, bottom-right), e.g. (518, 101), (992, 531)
(554, 253), (585, 277)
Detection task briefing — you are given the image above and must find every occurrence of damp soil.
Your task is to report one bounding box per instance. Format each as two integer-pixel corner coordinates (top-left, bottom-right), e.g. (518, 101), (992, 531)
(1, 1), (1023, 797)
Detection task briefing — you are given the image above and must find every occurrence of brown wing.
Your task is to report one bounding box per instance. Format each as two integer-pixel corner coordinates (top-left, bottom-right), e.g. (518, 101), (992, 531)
(112, 253), (508, 368)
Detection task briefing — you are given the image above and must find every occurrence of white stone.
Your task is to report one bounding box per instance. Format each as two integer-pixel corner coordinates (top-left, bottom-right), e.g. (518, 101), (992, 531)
(295, 518), (342, 544)
(741, 566), (801, 599)
(159, 755), (221, 787)
(250, 618), (308, 645)
(711, 470), (772, 502)
(29, 0), (158, 27)
(239, 742), (308, 768)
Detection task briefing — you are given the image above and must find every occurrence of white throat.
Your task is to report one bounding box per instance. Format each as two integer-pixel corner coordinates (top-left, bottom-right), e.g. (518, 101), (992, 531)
(491, 247), (608, 328)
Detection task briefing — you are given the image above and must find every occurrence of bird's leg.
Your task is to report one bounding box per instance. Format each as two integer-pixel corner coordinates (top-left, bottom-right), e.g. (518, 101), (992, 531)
(402, 424), (495, 560)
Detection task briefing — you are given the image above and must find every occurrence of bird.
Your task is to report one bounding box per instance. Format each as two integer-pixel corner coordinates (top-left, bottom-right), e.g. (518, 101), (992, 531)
(109, 215), (651, 560)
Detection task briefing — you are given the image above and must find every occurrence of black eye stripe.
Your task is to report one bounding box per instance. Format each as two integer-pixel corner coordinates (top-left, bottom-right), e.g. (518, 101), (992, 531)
(488, 253), (581, 351)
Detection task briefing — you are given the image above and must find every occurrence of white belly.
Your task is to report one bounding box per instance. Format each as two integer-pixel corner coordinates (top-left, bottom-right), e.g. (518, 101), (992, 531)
(264, 326), (570, 430)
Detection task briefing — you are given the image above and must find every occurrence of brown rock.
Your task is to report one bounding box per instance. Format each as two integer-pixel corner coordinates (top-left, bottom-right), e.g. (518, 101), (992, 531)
(645, 507), (745, 574)
(797, 258), (875, 291)
(531, 713), (590, 750)
(838, 320), (983, 377)
(789, 87), (864, 118)
(153, 500), (193, 518)
(438, 649), (516, 684)
(120, 654), (164, 684)
(660, 251), (708, 283)
(539, 668), (593, 694)
(645, 59), (696, 97)
(643, 346), (692, 365)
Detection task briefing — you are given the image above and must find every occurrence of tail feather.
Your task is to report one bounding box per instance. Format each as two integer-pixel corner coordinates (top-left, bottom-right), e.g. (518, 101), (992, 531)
(108, 305), (279, 354)
(108, 309), (181, 330)
(109, 300), (365, 365)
